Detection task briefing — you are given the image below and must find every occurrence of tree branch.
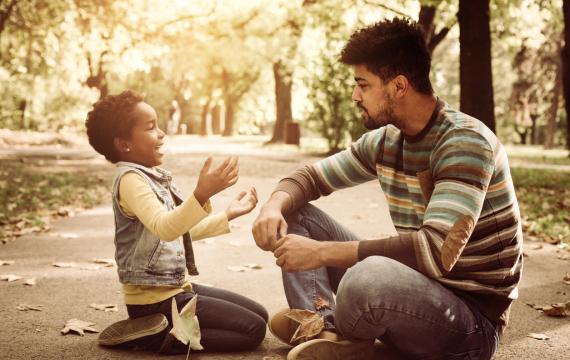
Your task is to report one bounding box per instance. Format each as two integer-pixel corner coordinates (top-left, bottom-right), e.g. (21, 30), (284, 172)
(362, 0), (411, 18)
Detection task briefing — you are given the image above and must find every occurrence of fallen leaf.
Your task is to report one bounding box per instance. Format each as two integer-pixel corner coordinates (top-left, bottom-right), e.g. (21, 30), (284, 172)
(244, 263), (262, 270)
(92, 259), (115, 267)
(0, 260), (15, 266)
(169, 297), (203, 350)
(285, 309), (325, 344)
(52, 262), (77, 268)
(16, 304), (43, 311)
(565, 273), (570, 282)
(314, 296), (331, 311)
(61, 319), (99, 336)
(59, 232), (79, 239)
(0, 274), (22, 282)
(541, 302), (570, 317)
(527, 333), (550, 340)
(79, 264), (102, 271)
(227, 266), (249, 272)
(24, 278), (36, 286)
(89, 304), (118, 312)
(557, 254), (570, 261)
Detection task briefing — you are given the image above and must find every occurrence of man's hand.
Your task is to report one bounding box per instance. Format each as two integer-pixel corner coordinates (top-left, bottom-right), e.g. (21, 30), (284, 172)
(252, 192), (291, 251)
(273, 234), (324, 272)
(194, 156), (239, 205)
(225, 187), (258, 221)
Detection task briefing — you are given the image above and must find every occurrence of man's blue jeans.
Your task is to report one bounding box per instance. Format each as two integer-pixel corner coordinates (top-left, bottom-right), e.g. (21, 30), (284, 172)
(282, 204), (499, 359)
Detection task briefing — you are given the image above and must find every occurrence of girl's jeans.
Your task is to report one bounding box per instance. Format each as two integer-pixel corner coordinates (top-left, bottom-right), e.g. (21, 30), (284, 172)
(126, 283), (267, 352)
(283, 203), (500, 360)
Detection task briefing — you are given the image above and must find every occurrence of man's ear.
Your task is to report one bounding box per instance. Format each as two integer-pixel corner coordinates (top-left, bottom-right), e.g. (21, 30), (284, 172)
(113, 137), (131, 154)
(392, 75), (409, 98)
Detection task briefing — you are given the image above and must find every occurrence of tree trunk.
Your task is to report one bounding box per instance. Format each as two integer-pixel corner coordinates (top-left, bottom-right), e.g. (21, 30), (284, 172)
(562, 0), (570, 155)
(223, 102), (234, 137)
(530, 114), (539, 145)
(211, 104), (221, 135)
(268, 61), (293, 143)
(200, 99), (211, 136)
(458, 0), (496, 133)
(544, 54), (562, 149)
(18, 99), (26, 129)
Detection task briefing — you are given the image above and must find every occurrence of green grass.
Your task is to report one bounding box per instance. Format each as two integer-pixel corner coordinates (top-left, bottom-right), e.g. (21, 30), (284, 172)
(506, 145), (570, 166)
(0, 162), (111, 242)
(511, 168), (570, 243)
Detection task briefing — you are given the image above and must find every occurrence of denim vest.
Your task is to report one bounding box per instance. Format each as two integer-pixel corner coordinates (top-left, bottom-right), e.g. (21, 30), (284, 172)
(111, 161), (198, 287)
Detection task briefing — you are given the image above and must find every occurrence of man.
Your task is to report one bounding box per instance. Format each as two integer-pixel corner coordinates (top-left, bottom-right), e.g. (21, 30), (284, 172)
(252, 18), (522, 360)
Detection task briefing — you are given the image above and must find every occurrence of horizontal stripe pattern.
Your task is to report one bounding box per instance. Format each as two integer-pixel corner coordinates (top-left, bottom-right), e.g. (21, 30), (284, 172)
(311, 102), (523, 301)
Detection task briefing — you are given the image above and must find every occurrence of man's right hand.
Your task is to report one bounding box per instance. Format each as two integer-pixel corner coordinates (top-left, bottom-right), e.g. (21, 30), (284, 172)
(252, 192), (291, 251)
(194, 156), (239, 205)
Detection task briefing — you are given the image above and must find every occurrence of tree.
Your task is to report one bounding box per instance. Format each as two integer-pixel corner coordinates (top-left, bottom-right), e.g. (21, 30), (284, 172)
(458, 0), (495, 133)
(562, 0), (570, 153)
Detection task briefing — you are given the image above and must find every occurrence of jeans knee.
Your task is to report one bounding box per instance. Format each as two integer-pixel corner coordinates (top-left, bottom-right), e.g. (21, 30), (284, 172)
(335, 257), (399, 337)
(247, 315), (267, 349)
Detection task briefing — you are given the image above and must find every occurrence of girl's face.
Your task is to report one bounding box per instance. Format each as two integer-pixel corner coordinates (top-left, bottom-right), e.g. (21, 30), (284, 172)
(118, 102), (166, 167)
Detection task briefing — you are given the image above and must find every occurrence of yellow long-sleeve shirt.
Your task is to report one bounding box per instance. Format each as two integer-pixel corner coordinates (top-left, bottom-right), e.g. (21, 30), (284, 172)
(118, 171), (230, 305)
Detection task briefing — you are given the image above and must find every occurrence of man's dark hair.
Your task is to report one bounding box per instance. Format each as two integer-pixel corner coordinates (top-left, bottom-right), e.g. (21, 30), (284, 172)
(340, 18), (433, 94)
(85, 90), (144, 163)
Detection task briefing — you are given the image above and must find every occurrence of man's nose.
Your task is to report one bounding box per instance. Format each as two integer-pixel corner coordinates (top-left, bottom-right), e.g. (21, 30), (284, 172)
(351, 86), (361, 102)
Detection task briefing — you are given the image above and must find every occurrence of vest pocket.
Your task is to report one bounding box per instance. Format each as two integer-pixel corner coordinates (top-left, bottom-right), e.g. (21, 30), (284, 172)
(145, 239), (163, 270)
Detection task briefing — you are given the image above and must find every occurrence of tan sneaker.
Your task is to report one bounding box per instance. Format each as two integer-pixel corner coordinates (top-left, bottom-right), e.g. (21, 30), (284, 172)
(287, 338), (375, 360)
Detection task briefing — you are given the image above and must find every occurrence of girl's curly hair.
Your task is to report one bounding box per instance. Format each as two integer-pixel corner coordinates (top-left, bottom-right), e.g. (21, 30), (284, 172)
(85, 90), (143, 163)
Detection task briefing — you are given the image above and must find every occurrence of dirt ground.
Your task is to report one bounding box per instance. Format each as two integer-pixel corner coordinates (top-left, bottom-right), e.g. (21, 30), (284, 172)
(0, 135), (569, 359)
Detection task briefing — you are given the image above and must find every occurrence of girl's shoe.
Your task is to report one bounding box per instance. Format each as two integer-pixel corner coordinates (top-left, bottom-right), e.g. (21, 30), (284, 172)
(98, 313), (168, 347)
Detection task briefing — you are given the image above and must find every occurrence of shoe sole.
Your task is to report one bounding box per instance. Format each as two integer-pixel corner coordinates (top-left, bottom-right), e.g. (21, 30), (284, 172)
(287, 338), (375, 360)
(98, 313), (168, 346)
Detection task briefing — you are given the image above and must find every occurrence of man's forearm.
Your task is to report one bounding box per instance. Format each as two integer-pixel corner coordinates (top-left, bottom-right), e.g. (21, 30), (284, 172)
(319, 241), (360, 268)
(265, 190), (293, 214)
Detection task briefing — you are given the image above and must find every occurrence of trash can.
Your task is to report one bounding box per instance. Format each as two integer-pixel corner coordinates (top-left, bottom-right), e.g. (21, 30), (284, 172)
(285, 122), (300, 145)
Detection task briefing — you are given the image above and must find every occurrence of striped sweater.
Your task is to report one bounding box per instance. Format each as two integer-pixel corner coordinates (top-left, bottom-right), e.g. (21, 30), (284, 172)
(276, 100), (523, 326)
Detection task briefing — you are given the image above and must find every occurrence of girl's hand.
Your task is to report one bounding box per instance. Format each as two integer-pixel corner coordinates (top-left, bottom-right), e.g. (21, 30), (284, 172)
(225, 187), (258, 221)
(194, 156), (239, 205)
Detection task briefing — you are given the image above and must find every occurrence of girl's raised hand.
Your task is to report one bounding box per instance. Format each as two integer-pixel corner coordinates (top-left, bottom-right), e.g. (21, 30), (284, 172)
(194, 156), (239, 204)
(225, 187), (258, 221)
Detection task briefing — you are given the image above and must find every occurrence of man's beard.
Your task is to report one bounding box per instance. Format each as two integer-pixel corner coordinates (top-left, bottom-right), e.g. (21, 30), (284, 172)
(358, 99), (397, 130)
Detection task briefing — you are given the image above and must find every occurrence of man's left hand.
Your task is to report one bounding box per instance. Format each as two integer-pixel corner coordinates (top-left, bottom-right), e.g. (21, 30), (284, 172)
(273, 234), (324, 272)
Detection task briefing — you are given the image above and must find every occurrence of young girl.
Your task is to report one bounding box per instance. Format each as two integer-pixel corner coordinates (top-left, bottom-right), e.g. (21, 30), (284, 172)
(85, 90), (267, 354)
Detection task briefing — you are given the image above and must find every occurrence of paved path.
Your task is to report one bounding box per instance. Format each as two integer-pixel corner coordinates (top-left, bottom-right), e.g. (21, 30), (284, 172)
(1, 136), (569, 359)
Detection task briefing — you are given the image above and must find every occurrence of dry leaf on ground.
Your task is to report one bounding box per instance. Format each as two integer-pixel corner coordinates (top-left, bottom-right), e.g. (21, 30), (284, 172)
(89, 303), (118, 312)
(1, 274), (22, 282)
(557, 254), (570, 261)
(79, 264), (102, 271)
(24, 278), (36, 286)
(542, 302), (570, 317)
(0, 260), (15, 266)
(227, 266), (249, 272)
(527, 333), (550, 340)
(564, 273), (570, 285)
(61, 319), (99, 336)
(52, 262), (77, 268)
(526, 302), (570, 317)
(244, 263), (262, 269)
(59, 232), (79, 239)
(16, 304), (43, 311)
(92, 259), (115, 267)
